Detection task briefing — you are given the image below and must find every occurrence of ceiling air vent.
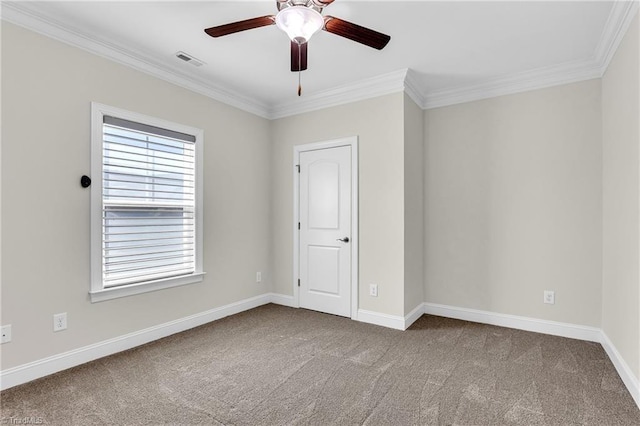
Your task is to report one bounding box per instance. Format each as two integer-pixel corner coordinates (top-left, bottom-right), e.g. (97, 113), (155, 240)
(175, 51), (205, 67)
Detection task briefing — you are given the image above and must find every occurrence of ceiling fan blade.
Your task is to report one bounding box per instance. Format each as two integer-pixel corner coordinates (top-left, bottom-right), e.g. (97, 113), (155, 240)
(323, 16), (390, 50)
(204, 15), (275, 38)
(291, 41), (308, 72)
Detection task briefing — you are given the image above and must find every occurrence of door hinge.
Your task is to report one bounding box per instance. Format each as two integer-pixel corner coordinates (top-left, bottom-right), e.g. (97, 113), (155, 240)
(298, 279), (300, 287)
(296, 164), (300, 173)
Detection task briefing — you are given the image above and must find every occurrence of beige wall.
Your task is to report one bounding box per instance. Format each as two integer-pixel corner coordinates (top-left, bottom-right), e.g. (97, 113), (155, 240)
(424, 79), (603, 327)
(1, 23), (272, 369)
(270, 93), (406, 317)
(403, 94), (424, 315)
(602, 13), (639, 380)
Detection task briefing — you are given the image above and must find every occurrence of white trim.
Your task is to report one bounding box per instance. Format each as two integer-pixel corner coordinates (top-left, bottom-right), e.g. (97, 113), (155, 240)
(1, 2), (271, 119)
(594, 0), (640, 76)
(3, 295), (638, 410)
(403, 69), (426, 108)
(351, 143), (360, 321)
(421, 2), (640, 110)
(416, 302), (639, 408)
(600, 332), (640, 409)
(422, 58), (603, 110)
(403, 303), (424, 330)
(292, 156), (301, 309)
(297, 294), (599, 337)
(89, 273), (205, 303)
(90, 102), (205, 302)
(0, 293), (272, 391)
(423, 302), (601, 342)
(293, 137), (359, 320)
(270, 70), (407, 119)
(269, 293), (297, 308)
(2, 2), (638, 117)
(356, 309), (405, 330)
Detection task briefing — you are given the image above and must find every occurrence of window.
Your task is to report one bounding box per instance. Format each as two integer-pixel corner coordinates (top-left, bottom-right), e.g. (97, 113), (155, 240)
(90, 103), (204, 302)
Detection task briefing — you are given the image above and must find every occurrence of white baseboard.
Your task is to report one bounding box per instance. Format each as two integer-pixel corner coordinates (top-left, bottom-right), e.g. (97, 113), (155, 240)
(423, 302), (601, 342)
(0, 293), (273, 391)
(3, 295), (638, 411)
(600, 331), (640, 409)
(421, 302), (639, 410)
(269, 292), (297, 308)
(357, 309), (406, 330)
(404, 303), (425, 330)
(271, 295), (414, 331)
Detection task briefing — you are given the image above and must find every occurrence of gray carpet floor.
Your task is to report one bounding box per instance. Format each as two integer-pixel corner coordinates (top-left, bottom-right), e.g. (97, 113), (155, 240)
(1, 304), (639, 425)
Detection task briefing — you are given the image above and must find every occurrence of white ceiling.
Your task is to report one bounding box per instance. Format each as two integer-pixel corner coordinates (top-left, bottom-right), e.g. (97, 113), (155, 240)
(3, 1), (637, 118)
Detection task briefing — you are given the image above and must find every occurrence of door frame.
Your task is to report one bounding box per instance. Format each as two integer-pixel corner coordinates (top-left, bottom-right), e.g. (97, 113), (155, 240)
(293, 136), (359, 320)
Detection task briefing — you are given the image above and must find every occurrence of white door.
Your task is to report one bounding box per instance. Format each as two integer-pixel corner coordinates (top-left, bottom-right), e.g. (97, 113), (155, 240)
(299, 145), (352, 317)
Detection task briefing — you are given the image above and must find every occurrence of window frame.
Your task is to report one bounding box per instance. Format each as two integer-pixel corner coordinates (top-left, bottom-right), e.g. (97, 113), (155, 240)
(90, 102), (204, 303)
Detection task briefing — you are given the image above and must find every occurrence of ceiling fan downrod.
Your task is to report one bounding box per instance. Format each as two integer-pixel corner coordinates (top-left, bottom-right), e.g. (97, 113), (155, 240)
(298, 46), (302, 96)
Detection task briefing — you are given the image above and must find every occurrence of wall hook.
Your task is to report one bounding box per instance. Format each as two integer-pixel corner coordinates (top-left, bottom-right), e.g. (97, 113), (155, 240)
(80, 175), (91, 188)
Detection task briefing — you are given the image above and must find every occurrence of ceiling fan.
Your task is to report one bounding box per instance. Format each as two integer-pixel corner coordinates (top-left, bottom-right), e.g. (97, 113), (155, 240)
(204, 0), (391, 96)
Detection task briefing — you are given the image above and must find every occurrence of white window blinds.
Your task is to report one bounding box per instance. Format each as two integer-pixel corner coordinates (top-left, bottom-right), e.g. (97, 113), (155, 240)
(101, 116), (197, 288)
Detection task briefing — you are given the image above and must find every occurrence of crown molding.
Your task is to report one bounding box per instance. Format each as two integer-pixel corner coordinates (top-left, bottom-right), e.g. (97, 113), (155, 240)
(422, 57), (603, 110)
(268, 69), (408, 119)
(421, 1), (639, 110)
(403, 68), (426, 108)
(0, 1), (272, 119)
(269, 68), (429, 119)
(1, 1), (411, 120)
(594, 0), (639, 75)
(2, 1), (637, 117)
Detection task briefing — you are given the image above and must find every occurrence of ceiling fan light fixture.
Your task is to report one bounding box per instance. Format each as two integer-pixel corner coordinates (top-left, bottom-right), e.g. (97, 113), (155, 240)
(275, 6), (324, 44)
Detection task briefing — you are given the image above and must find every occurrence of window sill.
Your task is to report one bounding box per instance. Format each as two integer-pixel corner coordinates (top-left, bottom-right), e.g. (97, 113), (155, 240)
(89, 272), (205, 303)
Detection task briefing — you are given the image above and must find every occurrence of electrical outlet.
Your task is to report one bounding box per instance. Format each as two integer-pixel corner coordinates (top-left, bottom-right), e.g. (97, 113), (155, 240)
(256, 271), (262, 283)
(544, 290), (555, 305)
(53, 313), (67, 332)
(1, 325), (11, 344)
(369, 284), (378, 297)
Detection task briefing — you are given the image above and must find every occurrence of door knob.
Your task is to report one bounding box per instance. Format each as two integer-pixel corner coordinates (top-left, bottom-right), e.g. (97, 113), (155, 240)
(336, 237), (350, 243)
